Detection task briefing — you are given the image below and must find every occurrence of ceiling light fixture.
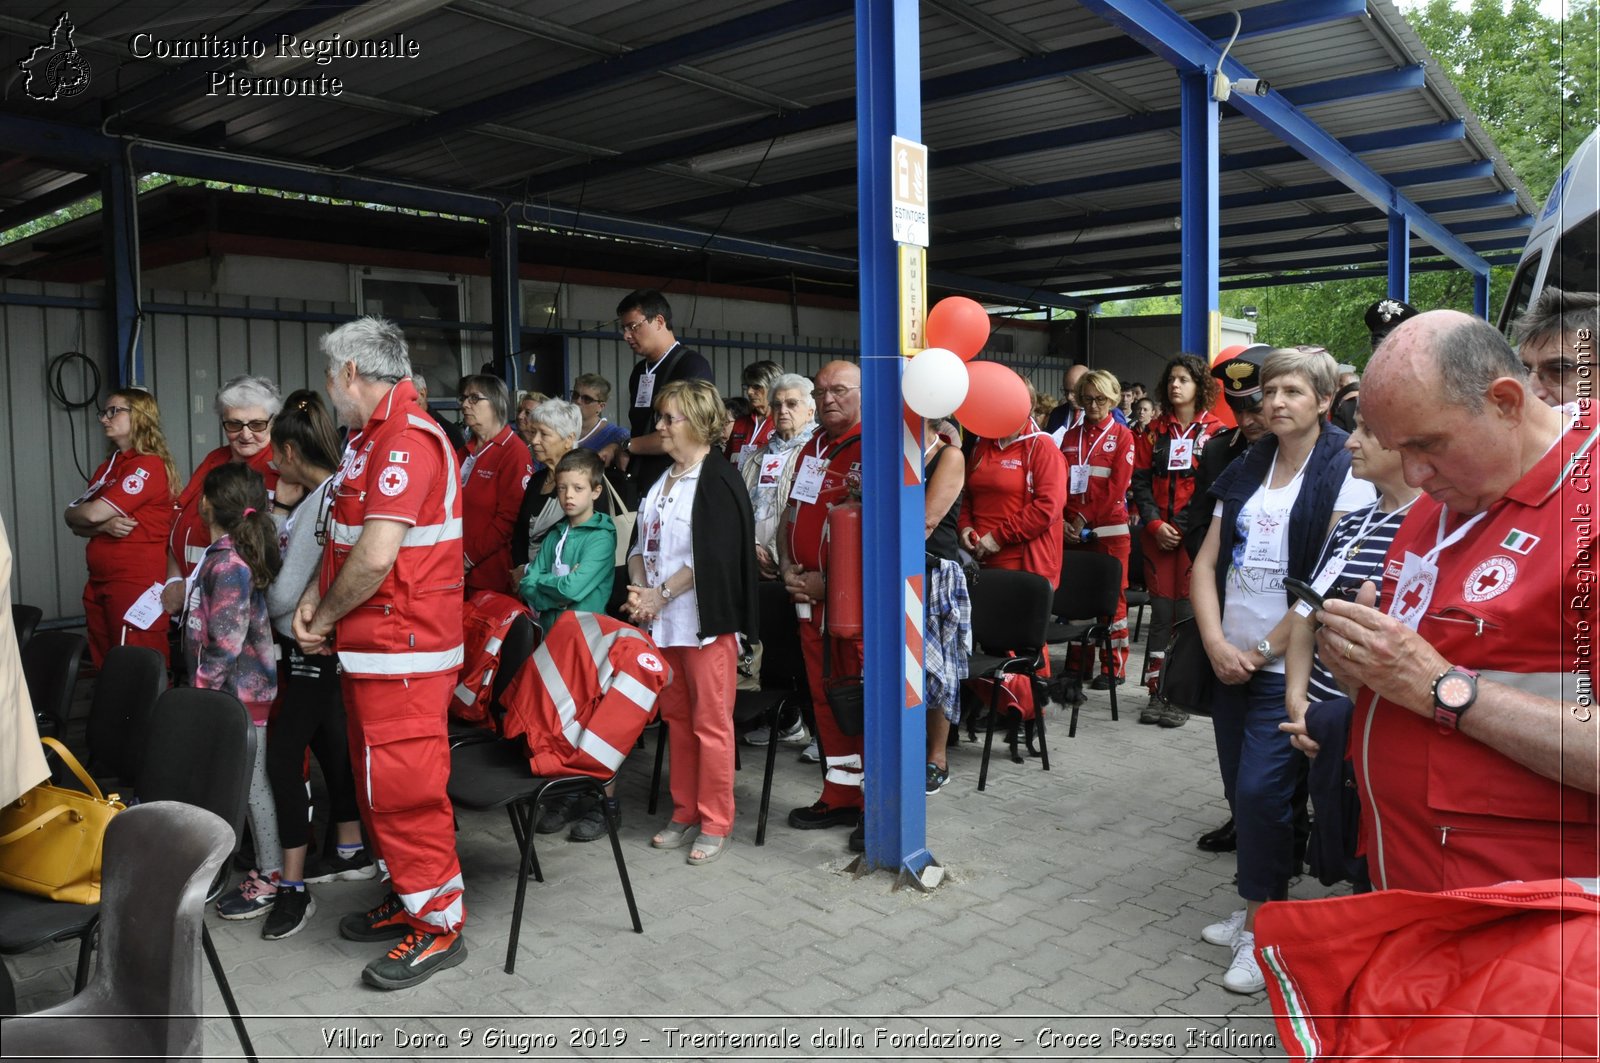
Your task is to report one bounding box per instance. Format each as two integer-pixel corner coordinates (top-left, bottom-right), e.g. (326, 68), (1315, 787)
(1007, 216), (1181, 250)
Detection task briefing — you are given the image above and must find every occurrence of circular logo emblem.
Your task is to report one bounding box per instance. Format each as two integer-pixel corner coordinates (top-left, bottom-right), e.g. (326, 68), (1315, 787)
(1389, 567), (1438, 627)
(120, 474), (144, 495)
(1463, 555), (1517, 603)
(637, 652), (663, 673)
(47, 51), (92, 99)
(348, 452), (368, 480)
(1103, 438), (1117, 453)
(377, 466), (409, 497)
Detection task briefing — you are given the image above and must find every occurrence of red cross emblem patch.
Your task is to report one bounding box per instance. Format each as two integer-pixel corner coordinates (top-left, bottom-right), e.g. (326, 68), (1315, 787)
(1463, 555), (1517, 603)
(377, 465), (409, 497)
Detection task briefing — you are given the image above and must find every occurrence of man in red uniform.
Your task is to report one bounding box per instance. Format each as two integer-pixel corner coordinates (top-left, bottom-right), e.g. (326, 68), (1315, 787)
(294, 316), (468, 990)
(1313, 310), (1599, 892)
(779, 360), (865, 840)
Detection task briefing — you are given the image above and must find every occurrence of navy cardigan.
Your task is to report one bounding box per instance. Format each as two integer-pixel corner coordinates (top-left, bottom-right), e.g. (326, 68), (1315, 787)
(1206, 425), (1353, 609)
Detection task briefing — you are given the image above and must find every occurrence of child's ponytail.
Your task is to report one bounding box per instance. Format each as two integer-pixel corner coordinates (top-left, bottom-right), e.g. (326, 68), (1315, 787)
(201, 463), (283, 590)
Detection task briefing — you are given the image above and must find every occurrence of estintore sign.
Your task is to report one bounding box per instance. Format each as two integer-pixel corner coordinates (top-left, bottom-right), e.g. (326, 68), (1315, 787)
(891, 135), (929, 247)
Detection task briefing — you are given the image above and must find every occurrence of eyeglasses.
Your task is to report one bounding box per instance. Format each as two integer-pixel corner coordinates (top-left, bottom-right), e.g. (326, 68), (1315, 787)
(98, 405), (131, 420)
(571, 392), (603, 405)
(812, 385), (861, 401)
(460, 394), (488, 406)
(1081, 396), (1114, 407)
(618, 316), (655, 337)
(655, 412), (688, 426)
(774, 398), (808, 410)
(1529, 358), (1583, 388)
(222, 417), (272, 435)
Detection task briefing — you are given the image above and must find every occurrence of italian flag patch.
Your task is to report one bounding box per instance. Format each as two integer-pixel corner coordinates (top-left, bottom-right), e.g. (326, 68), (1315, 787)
(1500, 529), (1540, 554)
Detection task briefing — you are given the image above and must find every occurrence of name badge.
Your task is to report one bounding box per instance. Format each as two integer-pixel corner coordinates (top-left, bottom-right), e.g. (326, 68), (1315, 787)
(123, 582), (167, 631)
(643, 513), (662, 555)
(634, 371), (656, 408)
(759, 453), (784, 487)
(1243, 508), (1288, 569)
(1167, 437), (1195, 471)
(1387, 551), (1438, 631)
(1069, 464), (1090, 495)
(789, 455), (827, 505)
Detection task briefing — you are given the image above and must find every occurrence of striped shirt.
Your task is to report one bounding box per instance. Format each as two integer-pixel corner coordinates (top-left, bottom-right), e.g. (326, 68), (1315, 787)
(1306, 500), (1412, 702)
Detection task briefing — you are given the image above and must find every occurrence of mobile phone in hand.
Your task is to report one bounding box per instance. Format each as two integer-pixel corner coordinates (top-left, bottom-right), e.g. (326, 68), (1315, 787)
(1283, 576), (1326, 612)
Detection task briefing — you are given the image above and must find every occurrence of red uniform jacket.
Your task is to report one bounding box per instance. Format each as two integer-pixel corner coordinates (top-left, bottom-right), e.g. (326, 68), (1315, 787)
(959, 427), (1066, 588)
(170, 446), (278, 578)
(451, 590), (534, 728)
(499, 611), (670, 780)
(1129, 409), (1226, 530)
(1058, 416), (1135, 537)
(785, 426), (862, 571)
(724, 412), (775, 466)
(461, 424), (531, 595)
(80, 450), (174, 582)
(320, 379), (464, 679)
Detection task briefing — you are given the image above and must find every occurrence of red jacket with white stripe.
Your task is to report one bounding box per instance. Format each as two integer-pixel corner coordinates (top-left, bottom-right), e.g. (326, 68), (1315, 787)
(1057, 415), (1135, 536)
(461, 424), (533, 595)
(499, 611), (671, 780)
(320, 378), (465, 679)
(451, 590), (534, 728)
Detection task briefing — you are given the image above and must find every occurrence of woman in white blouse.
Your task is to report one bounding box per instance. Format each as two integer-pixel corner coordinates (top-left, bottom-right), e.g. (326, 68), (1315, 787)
(626, 380), (758, 866)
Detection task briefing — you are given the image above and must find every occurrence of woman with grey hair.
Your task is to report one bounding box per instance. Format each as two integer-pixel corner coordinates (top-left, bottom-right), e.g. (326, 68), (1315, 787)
(458, 374), (532, 595)
(161, 373), (285, 614)
(1188, 344), (1374, 995)
(739, 373), (816, 580)
(512, 398), (619, 587)
(724, 360), (785, 466)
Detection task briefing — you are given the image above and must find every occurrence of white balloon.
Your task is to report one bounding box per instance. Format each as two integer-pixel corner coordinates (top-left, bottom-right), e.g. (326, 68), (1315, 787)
(901, 347), (969, 419)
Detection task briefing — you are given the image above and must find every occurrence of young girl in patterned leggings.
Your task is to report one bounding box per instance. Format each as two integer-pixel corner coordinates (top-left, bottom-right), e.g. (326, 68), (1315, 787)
(182, 462), (284, 920)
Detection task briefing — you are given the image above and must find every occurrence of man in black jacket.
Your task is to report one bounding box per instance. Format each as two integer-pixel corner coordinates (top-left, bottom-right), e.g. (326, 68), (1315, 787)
(616, 289), (714, 496)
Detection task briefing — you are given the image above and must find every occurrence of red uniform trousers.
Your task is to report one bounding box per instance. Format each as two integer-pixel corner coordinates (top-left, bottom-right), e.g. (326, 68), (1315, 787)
(341, 673), (465, 934)
(797, 612), (864, 810)
(1064, 534), (1130, 679)
(83, 579), (171, 669)
(657, 635), (739, 836)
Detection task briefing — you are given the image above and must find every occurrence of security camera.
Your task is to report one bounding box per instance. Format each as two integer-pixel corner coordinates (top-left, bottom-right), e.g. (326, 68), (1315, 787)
(1233, 78), (1269, 97)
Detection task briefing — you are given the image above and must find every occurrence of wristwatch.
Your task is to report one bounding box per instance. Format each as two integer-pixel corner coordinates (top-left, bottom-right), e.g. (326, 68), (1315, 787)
(1432, 666), (1479, 730)
(1256, 638), (1279, 662)
(659, 584), (674, 601)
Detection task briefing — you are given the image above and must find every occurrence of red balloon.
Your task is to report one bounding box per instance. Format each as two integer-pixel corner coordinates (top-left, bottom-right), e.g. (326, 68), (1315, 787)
(926, 296), (991, 361)
(956, 361), (1032, 439)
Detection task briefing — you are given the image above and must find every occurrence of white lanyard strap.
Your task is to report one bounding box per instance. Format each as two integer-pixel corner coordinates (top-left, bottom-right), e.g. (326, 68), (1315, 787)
(1422, 505), (1490, 567)
(1343, 496), (1418, 558)
(1076, 418), (1115, 461)
(644, 342), (680, 377)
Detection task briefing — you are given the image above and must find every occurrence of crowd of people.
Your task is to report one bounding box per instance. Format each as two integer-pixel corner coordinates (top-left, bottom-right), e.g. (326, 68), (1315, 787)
(54, 284), (1599, 1001)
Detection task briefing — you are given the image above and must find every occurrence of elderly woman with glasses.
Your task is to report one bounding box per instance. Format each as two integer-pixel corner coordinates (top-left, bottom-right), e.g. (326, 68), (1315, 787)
(512, 398), (620, 590)
(739, 373), (817, 581)
(724, 360), (784, 468)
(63, 389), (183, 667)
(569, 372), (630, 467)
(161, 374), (283, 616)
(459, 374), (533, 596)
(627, 378), (758, 866)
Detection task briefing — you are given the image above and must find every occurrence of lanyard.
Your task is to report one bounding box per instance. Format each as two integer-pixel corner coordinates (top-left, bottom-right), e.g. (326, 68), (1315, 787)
(1266, 446), (1310, 492)
(577, 416), (608, 446)
(1075, 418), (1115, 462)
(1342, 496), (1418, 559)
(1421, 505), (1491, 567)
(747, 415), (768, 442)
(86, 450), (121, 495)
(644, 342), (680, 377)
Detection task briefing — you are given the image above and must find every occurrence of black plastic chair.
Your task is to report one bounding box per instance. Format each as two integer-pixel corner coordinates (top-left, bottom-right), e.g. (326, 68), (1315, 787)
(734, 582), (810, 844)
(136, 688), (259, 1063)
(21, 630), (86, 738)
(1125, 530), (1151, 643)
(86, 645), (167, 790)
(1047, 550), (1127, 736)
(1, 802), (234, 1063)
(446, 615), (642, 974)
(967, 570), (1053, 792)
(11, 603), (42, 653)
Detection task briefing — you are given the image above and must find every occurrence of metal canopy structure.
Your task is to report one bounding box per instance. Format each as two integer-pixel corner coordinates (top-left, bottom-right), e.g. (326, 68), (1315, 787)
(2, 0), (1531, 310)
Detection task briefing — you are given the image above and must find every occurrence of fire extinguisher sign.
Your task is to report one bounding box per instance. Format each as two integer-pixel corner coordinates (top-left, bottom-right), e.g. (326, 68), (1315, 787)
(890, 135), (929, 248)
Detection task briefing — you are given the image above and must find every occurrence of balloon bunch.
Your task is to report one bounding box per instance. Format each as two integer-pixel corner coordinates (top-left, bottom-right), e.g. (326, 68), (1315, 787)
(901, 296), (1032, 438)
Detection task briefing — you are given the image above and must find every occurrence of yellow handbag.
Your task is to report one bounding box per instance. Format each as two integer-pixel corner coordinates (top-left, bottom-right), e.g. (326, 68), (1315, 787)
(0, 737), (124, 904)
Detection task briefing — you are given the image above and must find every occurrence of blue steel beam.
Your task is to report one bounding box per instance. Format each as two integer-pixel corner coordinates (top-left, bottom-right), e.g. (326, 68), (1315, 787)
(318, 0), (853, 168)
(1180, 69), (1219, 358)
(855, 0), (934, 879)
(1111, 253), (1522, 299)
(1077, 0), (1487, 273)
(664, 67), (1424, 223)
(513, 0), (1366, 197)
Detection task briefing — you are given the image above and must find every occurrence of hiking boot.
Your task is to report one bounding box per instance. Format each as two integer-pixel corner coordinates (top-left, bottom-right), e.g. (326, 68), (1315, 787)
(1138, 698), (1165, 725)
(1157, 701), (1190, 728)
(304, 849), (376, 884)
(361, 930), (467, 991)
(569, 797), (618, 843)
(216, 870), (278, 920)
(261, 886), (315, 941)
(745, 718), (809, 747)
(925, 762), (950, 795)
(536, 794), (581, 835)
(338, 891), (413, 942)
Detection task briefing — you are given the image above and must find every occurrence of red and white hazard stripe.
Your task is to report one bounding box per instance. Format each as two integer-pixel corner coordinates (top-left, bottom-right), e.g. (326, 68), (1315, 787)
(904, 573), (924, 707)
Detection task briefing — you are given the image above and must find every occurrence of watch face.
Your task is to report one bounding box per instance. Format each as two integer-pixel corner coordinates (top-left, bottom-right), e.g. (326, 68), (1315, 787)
(1436, 672), (1475, 709)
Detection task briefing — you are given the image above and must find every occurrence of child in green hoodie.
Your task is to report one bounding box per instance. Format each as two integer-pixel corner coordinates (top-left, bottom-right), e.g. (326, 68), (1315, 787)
(519, 448), (617, 630)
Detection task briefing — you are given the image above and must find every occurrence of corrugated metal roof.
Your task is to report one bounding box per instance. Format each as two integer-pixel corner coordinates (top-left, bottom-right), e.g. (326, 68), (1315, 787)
(0, 0), (1535, 302)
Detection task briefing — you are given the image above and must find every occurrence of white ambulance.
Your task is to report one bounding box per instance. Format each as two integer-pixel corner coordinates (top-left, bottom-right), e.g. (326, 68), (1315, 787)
(1497, 127), (1598, 335)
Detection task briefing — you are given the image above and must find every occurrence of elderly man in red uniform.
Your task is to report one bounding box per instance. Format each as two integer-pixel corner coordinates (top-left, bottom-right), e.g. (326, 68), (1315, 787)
(1311, 310), (1598, 891)
(779, 360), (866, 842)
(294, 316), (468, 991)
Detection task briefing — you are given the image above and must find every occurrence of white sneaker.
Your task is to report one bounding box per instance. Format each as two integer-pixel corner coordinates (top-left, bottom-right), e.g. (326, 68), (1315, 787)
(798, 739), (821, 764)
(1223, 930), (1265, 994)
(1202, 908), (1246, 947)
(745, 719), (808, 747)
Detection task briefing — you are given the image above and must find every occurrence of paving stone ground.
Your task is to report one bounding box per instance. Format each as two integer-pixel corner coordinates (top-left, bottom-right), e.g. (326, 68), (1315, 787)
(10, 640), (1347, 1061)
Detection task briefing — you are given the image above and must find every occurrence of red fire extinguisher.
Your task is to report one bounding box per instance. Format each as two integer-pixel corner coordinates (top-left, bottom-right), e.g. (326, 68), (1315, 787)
(822, 501), (864, 638)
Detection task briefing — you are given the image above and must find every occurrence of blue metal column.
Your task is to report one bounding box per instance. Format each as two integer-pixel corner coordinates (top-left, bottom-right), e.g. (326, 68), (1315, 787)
(100, 155), (143, 386)
(490, 213), (522, 390)
(1387, 210), (1410, 301)
(857, 0), (934, 881)
(1179, 71), (1218, 360)
(1473, 271), (1491, 319)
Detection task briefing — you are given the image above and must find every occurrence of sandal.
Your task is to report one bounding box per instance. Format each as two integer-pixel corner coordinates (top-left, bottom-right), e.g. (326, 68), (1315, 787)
(651, 821), (700, 849)
(687, 834), (729, 865)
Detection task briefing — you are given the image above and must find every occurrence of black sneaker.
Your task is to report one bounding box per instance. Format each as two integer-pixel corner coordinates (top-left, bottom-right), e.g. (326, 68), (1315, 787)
(568, 797), (617, 843)
(304, 850), (377, 884)
(216, 870), (278, 920)
(338, 892), (413, 942)
(536, 794), (580, 834)
(1089, 674), (1124, 690)
(262, 886), (315, 941)
(360, 930), (467, 991)
(925, 762), (950, 795)
(787, 802), (860, 830)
